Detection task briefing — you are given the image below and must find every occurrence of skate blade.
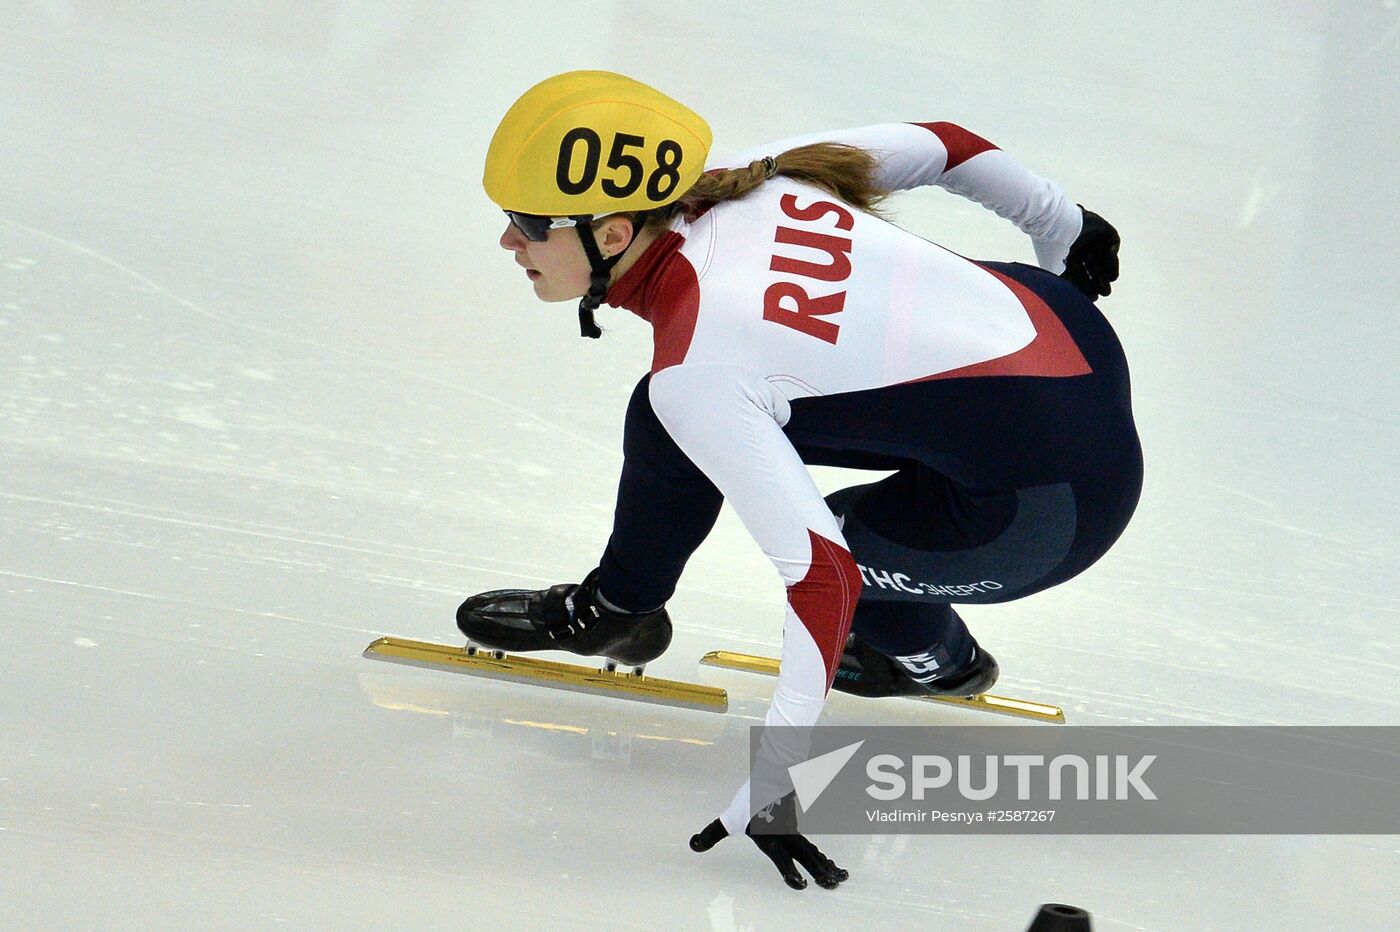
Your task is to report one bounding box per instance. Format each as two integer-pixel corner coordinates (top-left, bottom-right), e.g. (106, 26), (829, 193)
(364, 637), (728, 714)
(699, 650), (1065, 724)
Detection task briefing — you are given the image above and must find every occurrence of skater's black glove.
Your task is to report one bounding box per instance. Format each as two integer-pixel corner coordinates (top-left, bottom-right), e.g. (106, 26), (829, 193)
(689, 793), (848, 890)
(1061, 206), (1120, 300)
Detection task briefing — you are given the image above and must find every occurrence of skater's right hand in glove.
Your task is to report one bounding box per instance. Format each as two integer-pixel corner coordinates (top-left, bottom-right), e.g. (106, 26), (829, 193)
(689, 793), (848, 890)
(1061, 206), (1120, 300)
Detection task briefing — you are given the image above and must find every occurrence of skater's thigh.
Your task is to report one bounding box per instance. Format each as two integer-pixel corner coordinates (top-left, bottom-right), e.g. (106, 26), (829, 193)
(825, 468), (1080, 605)
(831, 463), (1018, 551)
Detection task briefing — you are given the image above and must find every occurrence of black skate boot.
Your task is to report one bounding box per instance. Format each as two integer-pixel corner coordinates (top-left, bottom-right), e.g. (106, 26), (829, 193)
(455, 568), (671, 668)
(831, 633), (999, 700)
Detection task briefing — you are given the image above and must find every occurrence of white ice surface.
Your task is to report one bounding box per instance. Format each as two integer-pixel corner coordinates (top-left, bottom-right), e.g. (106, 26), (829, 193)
(1, 2), (1397, 930)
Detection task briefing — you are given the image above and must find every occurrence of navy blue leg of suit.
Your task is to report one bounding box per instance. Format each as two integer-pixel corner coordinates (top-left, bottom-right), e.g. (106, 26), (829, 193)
(597, 375), (724, 614)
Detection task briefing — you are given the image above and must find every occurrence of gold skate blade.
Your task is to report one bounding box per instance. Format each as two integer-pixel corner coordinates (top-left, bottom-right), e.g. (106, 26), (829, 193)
(699, 650), (1064, 724)
(364, 637), (728, 713)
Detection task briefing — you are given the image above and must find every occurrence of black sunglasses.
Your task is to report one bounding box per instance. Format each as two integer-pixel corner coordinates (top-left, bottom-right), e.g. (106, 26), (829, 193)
(505, 211), (583, 243)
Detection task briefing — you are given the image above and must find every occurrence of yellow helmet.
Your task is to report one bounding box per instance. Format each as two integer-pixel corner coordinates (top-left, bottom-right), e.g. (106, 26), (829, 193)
(484, 70), (712, 217)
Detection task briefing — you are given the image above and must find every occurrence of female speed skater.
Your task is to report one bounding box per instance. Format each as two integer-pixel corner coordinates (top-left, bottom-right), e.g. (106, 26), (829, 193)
(456, 70), (1141, 889)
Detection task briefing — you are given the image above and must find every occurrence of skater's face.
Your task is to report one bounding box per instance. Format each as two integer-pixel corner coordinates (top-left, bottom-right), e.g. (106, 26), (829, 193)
(499, 219), (592, 302)
(499, 216), (643, 303)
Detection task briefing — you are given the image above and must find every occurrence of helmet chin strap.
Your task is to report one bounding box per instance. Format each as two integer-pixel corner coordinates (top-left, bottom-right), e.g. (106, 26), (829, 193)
(573, 214), (647, 339)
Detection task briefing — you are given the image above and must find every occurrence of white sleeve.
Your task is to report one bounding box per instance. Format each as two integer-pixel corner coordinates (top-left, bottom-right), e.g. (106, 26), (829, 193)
(717, 122), (1083, 273)
(647, 363), (862, 834)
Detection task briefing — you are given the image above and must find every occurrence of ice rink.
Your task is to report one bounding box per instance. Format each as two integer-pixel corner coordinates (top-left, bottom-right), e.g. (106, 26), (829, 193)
(2, 2), (1397, 929)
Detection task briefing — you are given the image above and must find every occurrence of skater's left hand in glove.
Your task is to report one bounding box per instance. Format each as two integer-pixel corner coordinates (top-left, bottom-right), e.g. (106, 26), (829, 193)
(1061, 206), (1120, 299)
(689, 793), (848, 890)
